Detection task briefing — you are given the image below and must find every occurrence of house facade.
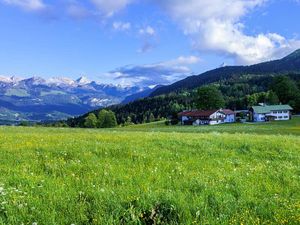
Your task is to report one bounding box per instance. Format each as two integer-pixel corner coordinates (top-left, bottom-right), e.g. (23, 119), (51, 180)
(222, 109), (236, 123)
(179, 109), (229, 125)
(249, 105), (293, 122)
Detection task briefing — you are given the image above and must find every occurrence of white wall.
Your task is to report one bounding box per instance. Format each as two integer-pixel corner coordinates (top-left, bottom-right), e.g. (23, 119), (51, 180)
(253, 113), (266, 122)
(209, 111), (225, 125)
(267, 110), (290, 121)
(254, 110), (291, 122)
(182, 111), (227, 125)
(224, 114), (235, 123)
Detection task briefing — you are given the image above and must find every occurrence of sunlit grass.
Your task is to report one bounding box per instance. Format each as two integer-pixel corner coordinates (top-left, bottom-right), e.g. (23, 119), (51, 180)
(0, 124), (299, 224)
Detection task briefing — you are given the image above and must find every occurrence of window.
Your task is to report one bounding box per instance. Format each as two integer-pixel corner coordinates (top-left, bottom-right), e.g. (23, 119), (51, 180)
(284, 116), (288, 118)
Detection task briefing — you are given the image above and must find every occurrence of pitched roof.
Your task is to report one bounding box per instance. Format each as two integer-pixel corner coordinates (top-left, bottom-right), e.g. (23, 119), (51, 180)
(222, 109), (235, 115)
(178, 110), (220, 117)
(251, 105), (293, 114)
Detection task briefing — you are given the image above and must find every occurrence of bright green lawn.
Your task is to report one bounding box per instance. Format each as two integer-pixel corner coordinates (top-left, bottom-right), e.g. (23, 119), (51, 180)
(0, 121), (299, 224)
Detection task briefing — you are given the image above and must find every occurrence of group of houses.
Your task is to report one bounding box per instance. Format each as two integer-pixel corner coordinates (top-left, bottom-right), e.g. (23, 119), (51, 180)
(178, 104), (293, 126)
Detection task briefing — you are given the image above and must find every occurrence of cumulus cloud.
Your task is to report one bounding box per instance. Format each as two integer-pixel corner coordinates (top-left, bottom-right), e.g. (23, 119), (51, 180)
(153, 0), (300, 64)
(2, 0), (46, 11)
(105, 56), (201, 86)
(67, 0), (300, 63)
(2, 0), (300, 64)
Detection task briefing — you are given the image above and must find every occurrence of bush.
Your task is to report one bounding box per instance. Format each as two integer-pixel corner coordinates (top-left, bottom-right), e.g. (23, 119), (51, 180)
(84, 113), (98, 128)
(97, 110), (118, 128)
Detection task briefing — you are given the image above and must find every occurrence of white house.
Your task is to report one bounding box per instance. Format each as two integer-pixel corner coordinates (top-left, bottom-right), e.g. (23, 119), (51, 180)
(178, 109), (226, 125)
(249, 104), (293, 122)
(222, 109), (236, 123)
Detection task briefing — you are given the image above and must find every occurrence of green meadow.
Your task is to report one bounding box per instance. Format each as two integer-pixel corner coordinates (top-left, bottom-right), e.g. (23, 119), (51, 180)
(120, 117), (300, 136)
(0, 119), (300, 224)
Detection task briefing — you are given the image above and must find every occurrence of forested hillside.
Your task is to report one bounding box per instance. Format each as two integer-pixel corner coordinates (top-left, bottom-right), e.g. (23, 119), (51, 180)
(151, 49), (300, 96)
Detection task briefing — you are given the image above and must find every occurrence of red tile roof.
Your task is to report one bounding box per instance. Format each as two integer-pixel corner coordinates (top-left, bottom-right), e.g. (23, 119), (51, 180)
(178, 110), (219, 117)
(179, 109), (234, 117)
(222, 109), (235, 115)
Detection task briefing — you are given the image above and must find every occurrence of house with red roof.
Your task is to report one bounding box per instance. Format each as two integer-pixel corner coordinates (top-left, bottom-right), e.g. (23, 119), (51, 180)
(178, 109), (235, 125)
(222, 109), (236, 123)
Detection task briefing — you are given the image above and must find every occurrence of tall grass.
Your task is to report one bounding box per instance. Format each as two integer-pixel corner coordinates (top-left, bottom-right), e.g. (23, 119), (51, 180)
(0, 127), (299, 224)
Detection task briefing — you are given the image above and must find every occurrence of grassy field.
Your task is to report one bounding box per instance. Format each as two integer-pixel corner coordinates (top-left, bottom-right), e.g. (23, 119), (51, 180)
(0, 119), (300, 224)
(120, 117), (300, 136)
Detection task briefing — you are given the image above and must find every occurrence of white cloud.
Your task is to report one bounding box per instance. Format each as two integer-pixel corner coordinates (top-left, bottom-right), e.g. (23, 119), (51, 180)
(113, 21), (131, 31)
(105, 56), (201, 86)
(2, 0), (300, 64)
(87, 0), (300, 64)
(153, 0), (300, 64)
(2, 0), (46, 11)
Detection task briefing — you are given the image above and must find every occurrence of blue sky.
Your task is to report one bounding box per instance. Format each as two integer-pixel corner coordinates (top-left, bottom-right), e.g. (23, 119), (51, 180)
(0, 0), (300, 87)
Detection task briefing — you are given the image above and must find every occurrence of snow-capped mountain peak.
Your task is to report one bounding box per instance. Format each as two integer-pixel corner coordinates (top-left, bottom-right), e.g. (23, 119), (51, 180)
(0, 75), (23, 84)
(0, 76), (12, 83)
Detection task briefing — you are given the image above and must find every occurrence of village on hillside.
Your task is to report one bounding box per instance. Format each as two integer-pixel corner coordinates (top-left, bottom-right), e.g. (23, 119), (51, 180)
(178, 104), (293, 126)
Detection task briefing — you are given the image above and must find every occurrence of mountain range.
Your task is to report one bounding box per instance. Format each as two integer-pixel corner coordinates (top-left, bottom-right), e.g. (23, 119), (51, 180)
(0, 76), (150, 123)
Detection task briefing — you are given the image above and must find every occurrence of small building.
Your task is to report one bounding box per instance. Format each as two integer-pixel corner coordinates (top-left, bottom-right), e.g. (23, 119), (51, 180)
(222, 109), (236, 123)
(178, 109), (226, 125)
(249, 104), (293, 122)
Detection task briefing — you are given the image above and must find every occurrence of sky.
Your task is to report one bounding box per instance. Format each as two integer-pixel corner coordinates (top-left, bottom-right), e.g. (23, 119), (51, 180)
(0, 0), (300, 87)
